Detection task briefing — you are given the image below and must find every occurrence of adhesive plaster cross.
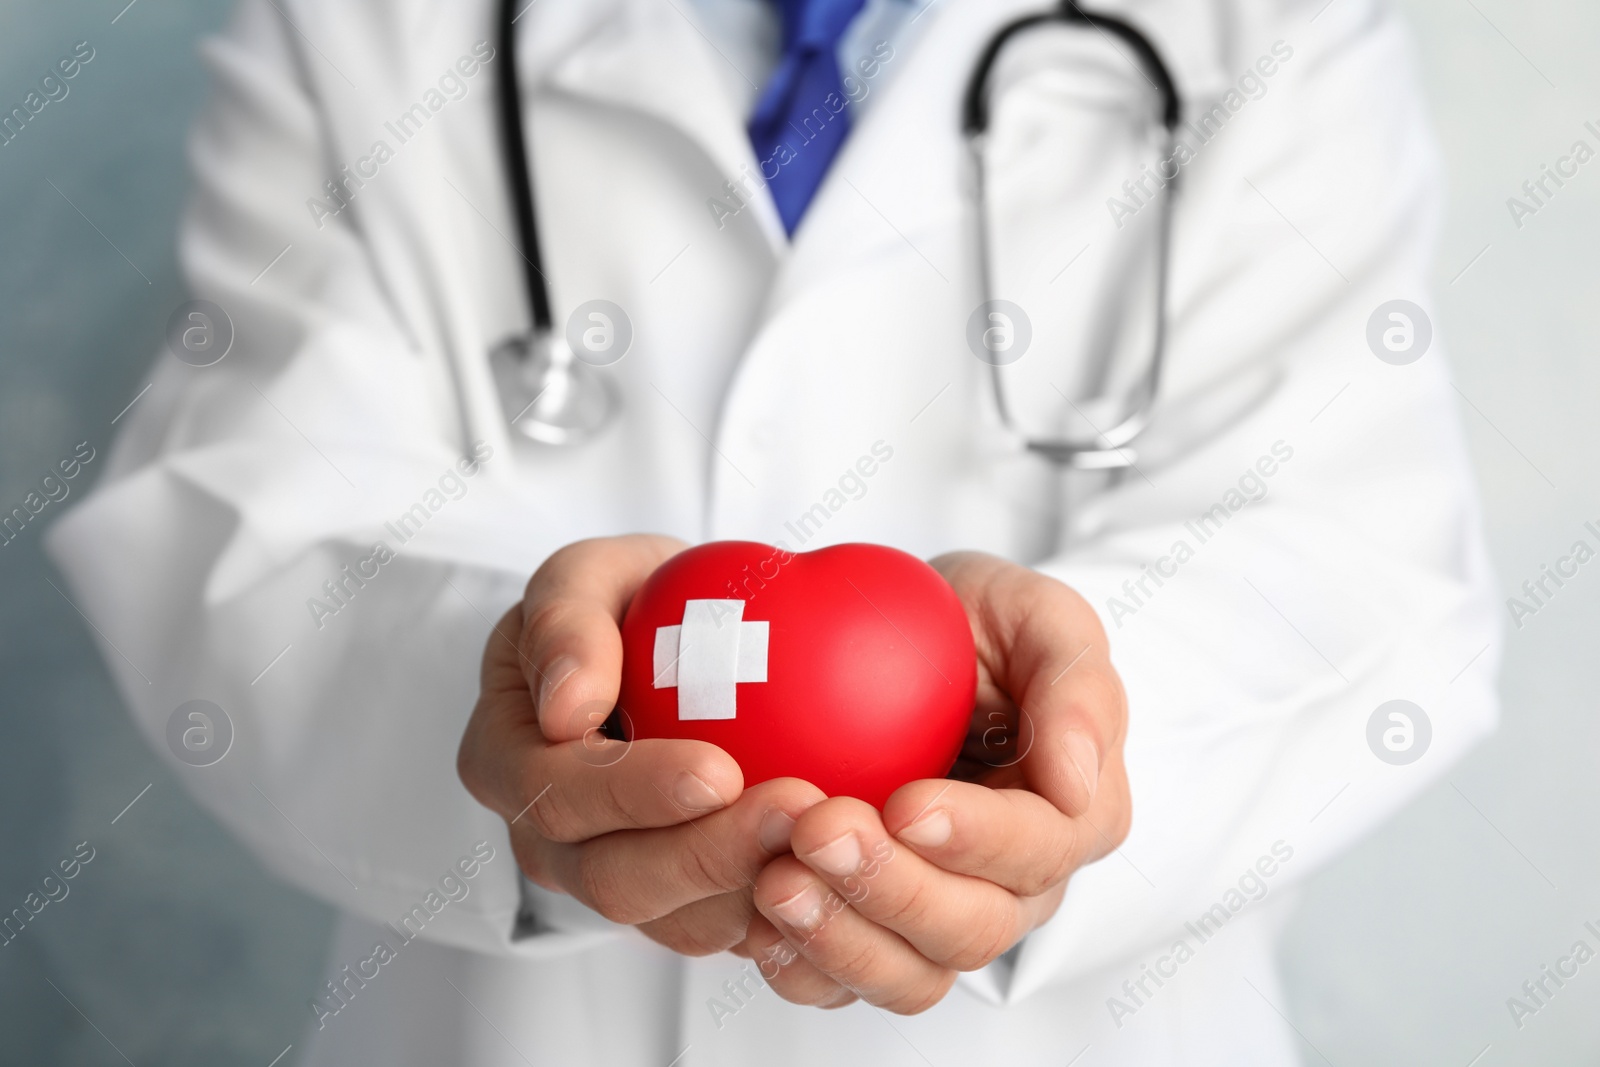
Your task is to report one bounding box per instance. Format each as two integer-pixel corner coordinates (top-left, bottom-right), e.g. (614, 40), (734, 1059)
(653, 599), (769, 720)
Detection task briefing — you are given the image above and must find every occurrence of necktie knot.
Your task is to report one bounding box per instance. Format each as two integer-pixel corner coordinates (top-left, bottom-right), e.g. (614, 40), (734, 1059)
(748, 0), (868, 235)
(778, 0), (866, 51)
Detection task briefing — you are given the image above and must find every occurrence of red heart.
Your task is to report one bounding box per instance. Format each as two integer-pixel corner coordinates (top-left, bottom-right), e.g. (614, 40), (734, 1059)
(619, 541), (977, 809)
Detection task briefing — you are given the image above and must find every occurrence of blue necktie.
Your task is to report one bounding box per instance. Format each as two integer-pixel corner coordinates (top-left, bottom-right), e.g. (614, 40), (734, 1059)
(748, 0), (866, 235)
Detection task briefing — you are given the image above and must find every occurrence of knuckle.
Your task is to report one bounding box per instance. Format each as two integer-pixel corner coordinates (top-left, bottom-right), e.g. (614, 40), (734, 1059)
(884, 971), (956, 1015)
(1042, 849), (1078, 894)
(521, 597), (581, 654)
(763, 957), (850, 1009)
(530, 541), (590, 587)
(753, 856), (812, 906)
(1048, 579), (1107, 643)
(682, 839), (743, 895)
(524, 789), (582, 843)
(1017, 837), (1078, 897)
(641, 913), (734, 957)
(873, 876), (934, 931)
(949, 906), (1022, 971)
(455, 735), (485, 800)
(1055, 816), (1088, 874)
(666, 934), (727, 958)
(509, 833), (558, 892)
(595, 766), (638, 830)
(1064, 670), (1121, 730)
(824, 926), (884, 983)
(771, 976), (841, 1009)
(496, 755), (567, 838)
(960, 833), (1011, 885)
(456, 707), (513, 812)
(1105, 799), (1132, 850)
(575, 847), (650, 924)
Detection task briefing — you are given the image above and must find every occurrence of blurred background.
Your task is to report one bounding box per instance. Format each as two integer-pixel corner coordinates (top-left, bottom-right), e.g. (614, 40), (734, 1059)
(1, 0), (1596, 1063)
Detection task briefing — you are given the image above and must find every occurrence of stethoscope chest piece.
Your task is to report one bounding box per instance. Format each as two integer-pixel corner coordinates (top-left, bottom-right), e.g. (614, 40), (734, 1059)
(490, 330), (617, 446)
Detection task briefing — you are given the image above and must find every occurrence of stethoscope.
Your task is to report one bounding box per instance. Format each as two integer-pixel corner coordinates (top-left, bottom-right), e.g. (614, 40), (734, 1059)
(490, 0), (1180, 468)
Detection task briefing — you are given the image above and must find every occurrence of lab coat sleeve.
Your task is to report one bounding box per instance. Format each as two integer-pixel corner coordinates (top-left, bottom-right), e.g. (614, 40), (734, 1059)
(44, 0), (622, 959)
(1006, 2), (1501, 1000)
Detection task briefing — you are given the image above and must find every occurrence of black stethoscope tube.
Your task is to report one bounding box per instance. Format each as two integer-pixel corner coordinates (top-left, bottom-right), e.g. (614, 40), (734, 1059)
(496, 0), (552, 333)
(962, 2), (1180, 137)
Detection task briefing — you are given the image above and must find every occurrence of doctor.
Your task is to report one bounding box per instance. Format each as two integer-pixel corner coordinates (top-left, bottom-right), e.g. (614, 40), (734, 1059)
(47, 0), (1500, 1063)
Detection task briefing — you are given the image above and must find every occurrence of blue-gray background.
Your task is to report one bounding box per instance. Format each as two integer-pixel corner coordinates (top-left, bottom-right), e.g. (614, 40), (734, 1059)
(1, 1), (1595, 1064)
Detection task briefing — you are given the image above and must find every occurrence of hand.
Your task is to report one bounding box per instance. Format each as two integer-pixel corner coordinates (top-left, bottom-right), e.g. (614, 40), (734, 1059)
(735, 551), (1130, 1013)
(458, 535), (825, 956)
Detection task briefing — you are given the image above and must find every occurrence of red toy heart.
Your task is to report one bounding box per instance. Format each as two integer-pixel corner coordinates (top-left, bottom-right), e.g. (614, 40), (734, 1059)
(618, 541), (977, 809)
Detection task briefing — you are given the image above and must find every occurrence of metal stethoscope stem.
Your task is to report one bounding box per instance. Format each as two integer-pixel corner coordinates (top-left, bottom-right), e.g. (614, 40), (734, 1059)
(962, 3), (1181, 470)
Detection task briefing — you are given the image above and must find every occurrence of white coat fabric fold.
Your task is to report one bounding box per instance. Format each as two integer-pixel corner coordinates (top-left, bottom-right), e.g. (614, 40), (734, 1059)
(46, 0), (1500, 1062)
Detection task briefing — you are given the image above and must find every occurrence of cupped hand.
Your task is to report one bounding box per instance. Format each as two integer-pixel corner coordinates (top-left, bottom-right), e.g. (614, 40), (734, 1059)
(457, 534), (825, 956)
(737, 550), (1130, 1013)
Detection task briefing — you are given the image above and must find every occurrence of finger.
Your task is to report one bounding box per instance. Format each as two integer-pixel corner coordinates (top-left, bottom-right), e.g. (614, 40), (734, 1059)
(790, 796), (1030, 971)
(458, 602), (541, 807)
(460, 602), (748, 842)
(935, 552), (1126, 817)
(531, 779), (825, 924)
(739, 915), (858, 1010)
(881, 779), (1084, 898)
(753, 856), (956, 1014)
(489, 730), (746, 843)
(520, 534), (686, 741)
(1018, 649), (1126, 819)
(638, 890), (756, 957)
(1063, 743), (1133, 864)
(1003, 578), (1123, 817)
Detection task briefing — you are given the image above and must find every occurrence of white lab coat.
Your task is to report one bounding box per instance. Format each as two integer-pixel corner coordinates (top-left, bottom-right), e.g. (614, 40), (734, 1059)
(47, 0), (1501, 1062)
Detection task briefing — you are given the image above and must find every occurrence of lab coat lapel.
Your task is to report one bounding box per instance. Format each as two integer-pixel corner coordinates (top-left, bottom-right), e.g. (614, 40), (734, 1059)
(762, 0), (986, 313)
(754, 0), (1059, 324)
(699, 0), (1047, 549)
(533, 0), (788, 253)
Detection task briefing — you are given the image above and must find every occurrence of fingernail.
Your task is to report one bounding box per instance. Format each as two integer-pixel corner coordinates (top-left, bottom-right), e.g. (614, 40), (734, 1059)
(771, 884), (824, 929)
(536, 656), (579, 714)
(672, 771), (727, 812)
(897, 808), (951, 848)
(758, 808), (797, 853)
(804, 833), (861, 877)
(1063, 730), (1100, 808)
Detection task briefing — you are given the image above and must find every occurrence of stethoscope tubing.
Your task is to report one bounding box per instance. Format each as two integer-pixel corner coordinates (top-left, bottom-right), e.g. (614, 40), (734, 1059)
(962, 2), (1181, 467)
(496, 0), (553, 334)
(493, 0), (1182, 465)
